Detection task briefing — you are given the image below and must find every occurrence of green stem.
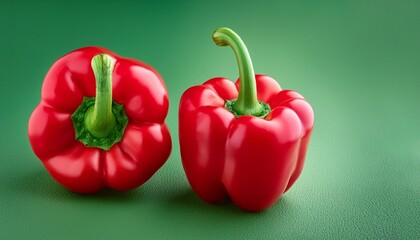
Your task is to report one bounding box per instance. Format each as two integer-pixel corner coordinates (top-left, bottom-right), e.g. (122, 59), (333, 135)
(213, 27), (265, 117)
(84, 54), (116, 138)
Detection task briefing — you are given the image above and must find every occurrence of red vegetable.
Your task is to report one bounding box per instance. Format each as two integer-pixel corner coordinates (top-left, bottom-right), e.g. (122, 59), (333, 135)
(28, 47), (171, 193)
(179, 28), (314, 211)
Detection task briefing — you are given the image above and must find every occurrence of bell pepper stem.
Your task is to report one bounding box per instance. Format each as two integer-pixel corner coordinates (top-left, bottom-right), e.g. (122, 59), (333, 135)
(213, 27), (265, 117)
(84, 54), (116, 138)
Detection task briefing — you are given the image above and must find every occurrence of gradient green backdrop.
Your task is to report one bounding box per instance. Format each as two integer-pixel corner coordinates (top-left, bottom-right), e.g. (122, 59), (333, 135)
(1, 0), (419, 239)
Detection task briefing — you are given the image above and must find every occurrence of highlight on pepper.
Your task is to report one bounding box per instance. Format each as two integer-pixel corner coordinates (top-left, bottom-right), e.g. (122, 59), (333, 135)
(28, 47), (172, 193)
(178, 27), (314, 211)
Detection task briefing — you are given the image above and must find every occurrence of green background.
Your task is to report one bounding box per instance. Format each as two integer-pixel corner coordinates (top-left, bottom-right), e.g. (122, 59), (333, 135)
(1, 0), (419, 239)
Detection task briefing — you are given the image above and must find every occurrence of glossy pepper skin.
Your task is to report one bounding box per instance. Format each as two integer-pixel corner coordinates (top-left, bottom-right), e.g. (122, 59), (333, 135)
(179, 28), (314, 211)
(28, 47), (171, 193)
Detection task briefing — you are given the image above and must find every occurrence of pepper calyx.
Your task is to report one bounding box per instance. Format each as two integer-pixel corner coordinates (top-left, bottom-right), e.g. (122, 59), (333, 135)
(71, 97), (128, 150)
(225, 99), (270, 118)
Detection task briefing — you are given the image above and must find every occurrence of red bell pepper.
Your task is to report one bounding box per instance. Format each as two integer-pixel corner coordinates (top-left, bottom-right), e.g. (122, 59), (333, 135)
(28, 47), (171, 193)
(179, 28), (314, 211)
